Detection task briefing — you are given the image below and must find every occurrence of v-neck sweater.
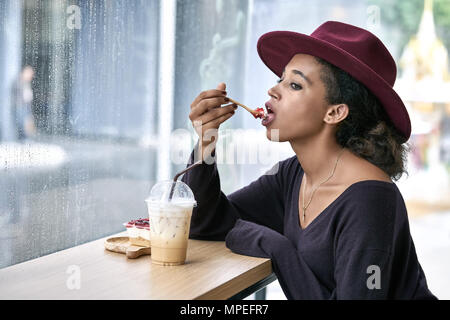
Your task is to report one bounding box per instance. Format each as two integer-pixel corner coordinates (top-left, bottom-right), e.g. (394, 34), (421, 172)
(181, 145), (437, 300)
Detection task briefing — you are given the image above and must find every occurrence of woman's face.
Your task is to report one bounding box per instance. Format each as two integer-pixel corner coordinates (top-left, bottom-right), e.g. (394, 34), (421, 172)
(265, 53), (336, 143)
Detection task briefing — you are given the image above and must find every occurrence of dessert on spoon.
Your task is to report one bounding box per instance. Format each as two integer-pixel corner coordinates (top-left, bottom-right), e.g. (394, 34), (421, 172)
(227, 97), (268, 119)
(226, 97), (276, 127)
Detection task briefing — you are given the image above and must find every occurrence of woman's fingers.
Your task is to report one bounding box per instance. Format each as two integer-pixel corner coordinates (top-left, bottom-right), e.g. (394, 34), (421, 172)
(197, 103), (236, 127)
(189, 85), (236, 160)
(190, 96), (229, 120)
(202, 108), (235, 131)
(216, 82), (226, 92)
(190, 90), (227, 111)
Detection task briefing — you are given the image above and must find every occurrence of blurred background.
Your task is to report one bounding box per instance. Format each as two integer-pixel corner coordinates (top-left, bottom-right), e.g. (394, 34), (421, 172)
(0, 0), (449, 299)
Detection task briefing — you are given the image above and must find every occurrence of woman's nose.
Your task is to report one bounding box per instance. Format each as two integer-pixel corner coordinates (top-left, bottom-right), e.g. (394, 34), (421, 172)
(268, 85), (279, 100)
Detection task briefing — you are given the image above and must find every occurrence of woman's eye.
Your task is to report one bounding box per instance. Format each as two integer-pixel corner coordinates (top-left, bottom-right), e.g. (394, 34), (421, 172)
(277, 78), (302, 90)
(290, 83), (302, 90)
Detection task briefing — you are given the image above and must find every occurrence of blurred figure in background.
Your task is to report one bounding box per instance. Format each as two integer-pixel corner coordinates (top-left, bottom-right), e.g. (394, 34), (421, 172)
(11, 65), (36, 141)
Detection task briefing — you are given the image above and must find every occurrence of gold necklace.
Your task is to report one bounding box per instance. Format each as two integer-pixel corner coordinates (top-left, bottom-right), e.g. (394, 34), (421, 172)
(302, 147), (345, 223)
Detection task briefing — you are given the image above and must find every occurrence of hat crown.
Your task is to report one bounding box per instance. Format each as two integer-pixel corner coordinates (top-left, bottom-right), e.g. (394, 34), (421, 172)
(312, 21), (397, 86)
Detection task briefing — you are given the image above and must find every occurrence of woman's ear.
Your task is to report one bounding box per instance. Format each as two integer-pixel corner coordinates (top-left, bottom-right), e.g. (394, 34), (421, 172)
(324, 103), (348, 124)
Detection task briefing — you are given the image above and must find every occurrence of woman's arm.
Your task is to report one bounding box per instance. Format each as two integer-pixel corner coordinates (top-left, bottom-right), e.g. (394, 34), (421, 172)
(181, 140), (286, 241)
(225, 219), (331, 299)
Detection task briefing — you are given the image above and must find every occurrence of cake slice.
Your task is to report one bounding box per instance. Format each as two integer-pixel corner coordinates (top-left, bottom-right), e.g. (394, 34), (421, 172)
(123, 218), (151, 247)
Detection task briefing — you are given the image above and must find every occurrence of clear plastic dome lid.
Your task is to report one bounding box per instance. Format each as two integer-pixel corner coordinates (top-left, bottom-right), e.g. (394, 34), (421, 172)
(145, 180), (197, 207)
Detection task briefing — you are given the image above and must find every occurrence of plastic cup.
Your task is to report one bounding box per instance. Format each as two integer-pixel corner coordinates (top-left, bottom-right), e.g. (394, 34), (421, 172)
(145, 180), (197, 266)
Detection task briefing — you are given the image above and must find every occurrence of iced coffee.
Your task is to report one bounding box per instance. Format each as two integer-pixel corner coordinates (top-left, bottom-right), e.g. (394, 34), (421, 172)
(145, 180), (197, 266)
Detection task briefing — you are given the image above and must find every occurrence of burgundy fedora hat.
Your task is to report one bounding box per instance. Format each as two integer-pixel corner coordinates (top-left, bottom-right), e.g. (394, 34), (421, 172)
(257, 21), (411, 143)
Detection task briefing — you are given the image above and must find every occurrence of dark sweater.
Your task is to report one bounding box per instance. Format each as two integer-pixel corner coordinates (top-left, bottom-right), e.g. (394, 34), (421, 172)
(181, 143), (437, 300)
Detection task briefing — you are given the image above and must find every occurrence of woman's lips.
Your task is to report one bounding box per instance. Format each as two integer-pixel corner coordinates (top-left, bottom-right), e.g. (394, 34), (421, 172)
(262, 112), (276, 126)
(261, 102), (276, 126)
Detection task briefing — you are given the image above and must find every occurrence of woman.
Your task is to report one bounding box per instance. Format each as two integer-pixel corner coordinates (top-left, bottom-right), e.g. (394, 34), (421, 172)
(183, 21), (437, 299)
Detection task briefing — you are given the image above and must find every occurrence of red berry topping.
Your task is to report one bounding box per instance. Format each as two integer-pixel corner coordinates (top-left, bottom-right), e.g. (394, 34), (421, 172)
(125, 218), (150, 230)
(253, 107), (265, 119)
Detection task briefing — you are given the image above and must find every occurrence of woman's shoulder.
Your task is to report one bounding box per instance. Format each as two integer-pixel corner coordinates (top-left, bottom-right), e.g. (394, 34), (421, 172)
(335, 154), (398, 202)
(334, 180), (409, 253)
(332, 156), (400, 219)
(336, 179), (403, 231)
(342, 150), (393, 183)
(340, 154), (399, 201)
(344, 179), (398, 201)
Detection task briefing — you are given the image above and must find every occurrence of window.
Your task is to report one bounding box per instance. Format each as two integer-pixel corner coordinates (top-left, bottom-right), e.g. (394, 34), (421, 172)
(0, 0), (160, 268)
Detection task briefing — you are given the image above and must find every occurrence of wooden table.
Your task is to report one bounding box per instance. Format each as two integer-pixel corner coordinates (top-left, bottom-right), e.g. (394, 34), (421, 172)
(0, 232), (275, 299)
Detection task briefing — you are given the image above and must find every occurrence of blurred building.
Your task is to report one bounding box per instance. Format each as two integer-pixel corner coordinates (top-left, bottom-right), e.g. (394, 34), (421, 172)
(395, 0), (450, 215)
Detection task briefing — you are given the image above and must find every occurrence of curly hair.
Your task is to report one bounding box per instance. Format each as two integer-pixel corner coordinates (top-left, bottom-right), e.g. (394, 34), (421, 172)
(315, 57), (410, 181)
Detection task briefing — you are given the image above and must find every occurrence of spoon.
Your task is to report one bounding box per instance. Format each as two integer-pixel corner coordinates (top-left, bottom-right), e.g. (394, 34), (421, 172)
(227, 97), (267, 119)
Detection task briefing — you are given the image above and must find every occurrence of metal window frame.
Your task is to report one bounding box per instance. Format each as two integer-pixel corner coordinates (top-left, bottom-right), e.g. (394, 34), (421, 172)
(157, 0), (177, 181)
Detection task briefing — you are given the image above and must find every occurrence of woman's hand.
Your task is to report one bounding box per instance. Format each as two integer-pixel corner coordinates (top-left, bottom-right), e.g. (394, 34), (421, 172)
(189, 83), (237, 161)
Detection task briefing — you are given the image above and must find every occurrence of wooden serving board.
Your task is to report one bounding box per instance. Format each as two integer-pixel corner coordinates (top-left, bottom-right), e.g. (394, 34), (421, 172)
(104, 236), (151, 259)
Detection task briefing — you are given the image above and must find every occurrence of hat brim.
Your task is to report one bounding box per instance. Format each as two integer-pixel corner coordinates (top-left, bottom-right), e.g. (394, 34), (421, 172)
(257, 31), (411, 143)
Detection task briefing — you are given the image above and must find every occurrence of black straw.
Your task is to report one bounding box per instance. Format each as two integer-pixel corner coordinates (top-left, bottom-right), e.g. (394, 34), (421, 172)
(168, 160), (202, 201)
